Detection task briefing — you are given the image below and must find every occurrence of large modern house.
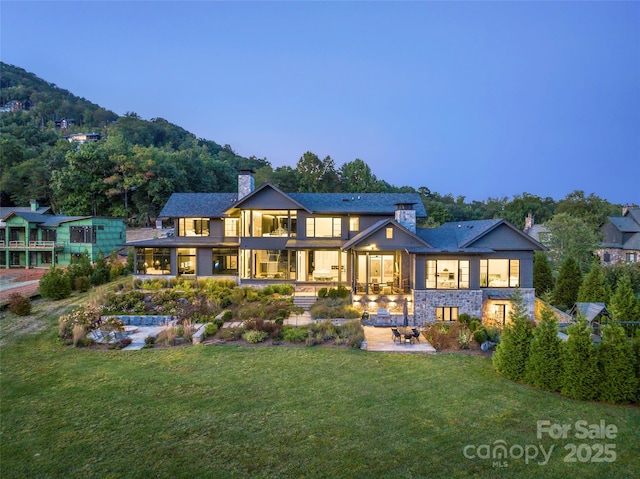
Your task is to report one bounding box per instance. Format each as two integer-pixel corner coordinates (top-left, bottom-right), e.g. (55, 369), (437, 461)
(0, 200), (125, 268)
(597, 205), (640, 265)
(127, 171), (546, 325)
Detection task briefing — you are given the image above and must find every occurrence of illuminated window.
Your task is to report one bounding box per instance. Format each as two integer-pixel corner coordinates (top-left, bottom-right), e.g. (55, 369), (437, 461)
(349, 217), (359, 232)
(480, 259), (520, 287)
(386, 227), (393, 239)
(436, 307), (459, 322)
(178, 218), (210, 236)
(306, 217), (341, 238)
(426, 260), (469, 289)
(224, 218), (239, 237)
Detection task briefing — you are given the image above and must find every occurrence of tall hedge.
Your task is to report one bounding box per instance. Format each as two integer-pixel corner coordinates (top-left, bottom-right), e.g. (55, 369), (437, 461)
(525, 303), (563, 392)
(554, 257), (582, 311)
(597, 324), (638, 404)
(493, 289), (533, 381)
(561, 317), (599, 401)
(609, 273), (640, 322)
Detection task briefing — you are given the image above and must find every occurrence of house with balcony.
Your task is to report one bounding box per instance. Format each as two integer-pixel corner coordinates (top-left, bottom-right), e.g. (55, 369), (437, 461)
(0, 201), (125, 268)
(127, 171), (546, 325)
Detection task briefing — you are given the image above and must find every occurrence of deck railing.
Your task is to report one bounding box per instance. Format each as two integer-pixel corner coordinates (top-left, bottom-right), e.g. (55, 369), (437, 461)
(0, 240), (62, 249)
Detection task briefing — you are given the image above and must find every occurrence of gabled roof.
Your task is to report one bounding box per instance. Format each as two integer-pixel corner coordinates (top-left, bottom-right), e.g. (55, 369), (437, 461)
(624, 207), (640, 225)
(608, 216), (640, 233)
(341, 218), (431, 251)
(572, 303), (611, 323)
(411, 219), (546, 253)
(159, 193), (238, 218)
(289, 193), (427, 216)
(1, 211), (94, 227)
(227, 183), (311, 213)
(0, 206), (51, 219)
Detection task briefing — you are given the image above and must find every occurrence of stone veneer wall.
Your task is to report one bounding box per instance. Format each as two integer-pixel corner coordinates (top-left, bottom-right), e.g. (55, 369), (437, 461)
(596, 248), (640, 265)
(413, 290), (483, 325)
(413, 288), (536, 326)
(481, 288), (536, 323)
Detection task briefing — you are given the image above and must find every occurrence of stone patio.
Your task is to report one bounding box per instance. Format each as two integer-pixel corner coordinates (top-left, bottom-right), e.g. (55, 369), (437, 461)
(363, 326), (436, 354)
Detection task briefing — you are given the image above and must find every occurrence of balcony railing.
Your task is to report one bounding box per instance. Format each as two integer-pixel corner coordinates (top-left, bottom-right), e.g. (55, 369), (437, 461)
(0, 240), (62, 249)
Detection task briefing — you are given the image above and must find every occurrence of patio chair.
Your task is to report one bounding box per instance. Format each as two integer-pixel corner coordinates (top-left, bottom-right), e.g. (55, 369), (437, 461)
(391, 327), (402, 343)
(411, 328), (421, 342)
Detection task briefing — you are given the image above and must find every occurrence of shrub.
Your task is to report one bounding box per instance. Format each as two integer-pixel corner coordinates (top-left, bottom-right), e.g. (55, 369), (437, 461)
(243, 330), (269, 343)
(221, 310), (233, 322)
(216, 327), (244, 341)
(282, 326), (308, 343)
(156, 326), (179, 346)
(144, 335), (156, 345)
(486, 327), (501, 343)
(74, 276), (91, 292)
(472, 327), (488, 345)
(39, 267), (72, 300)
(7, 293), (31, 316)
(458, 313), (472, 328)
(458, 329), (471, 349)
(317, 287), (329, 299)
(72, 323), (87, 347)
(204, 323), (219, 338)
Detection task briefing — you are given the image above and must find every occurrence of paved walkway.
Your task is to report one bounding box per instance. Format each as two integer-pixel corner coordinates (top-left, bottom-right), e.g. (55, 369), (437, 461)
(363, 326), (436, 354)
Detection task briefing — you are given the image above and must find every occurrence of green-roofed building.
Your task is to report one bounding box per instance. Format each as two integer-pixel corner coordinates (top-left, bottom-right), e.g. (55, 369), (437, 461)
(0, 200), (125, 268)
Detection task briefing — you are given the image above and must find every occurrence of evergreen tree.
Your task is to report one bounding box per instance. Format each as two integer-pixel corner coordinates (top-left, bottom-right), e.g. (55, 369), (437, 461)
(561, 317), (599, 401)
(577, 259), (609, 303)
(525, 303), (563, 392)
(38, 267), (72, 300)
(609, 273), (640, 322)
(90, 250), (111, 286)
(492, 289), (534, 382)
(533, 251), (554, 296)
(554, 257), (582, 312)
(597, 324), (638, 404)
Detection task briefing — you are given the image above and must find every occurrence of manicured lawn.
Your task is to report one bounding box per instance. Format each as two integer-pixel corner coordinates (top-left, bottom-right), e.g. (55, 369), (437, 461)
(1, 295), (639, 478)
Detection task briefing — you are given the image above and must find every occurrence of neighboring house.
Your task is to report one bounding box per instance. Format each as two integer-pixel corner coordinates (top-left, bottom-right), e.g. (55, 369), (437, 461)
(127, 171), (546, 325)
(0, 200), (125, 268)
(66, 132), (101, 144)
(523, 212), (551, 245)
(597, 205), (640, 265)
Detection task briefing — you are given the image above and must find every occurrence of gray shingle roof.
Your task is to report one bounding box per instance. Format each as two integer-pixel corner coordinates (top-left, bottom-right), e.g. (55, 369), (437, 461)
(438, 219), (503, 247)
(609, 216), (640, 233)
(158, 193), (238, 218)
(288, 193), (427, 217)
(157, 191), (427, 218)
(0, 206), (51, 219)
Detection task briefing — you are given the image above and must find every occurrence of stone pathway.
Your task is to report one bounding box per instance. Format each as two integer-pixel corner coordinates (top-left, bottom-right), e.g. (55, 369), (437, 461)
(363, 326), (436, 354)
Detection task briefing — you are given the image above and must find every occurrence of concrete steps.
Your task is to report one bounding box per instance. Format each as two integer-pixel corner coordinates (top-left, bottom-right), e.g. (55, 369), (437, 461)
(293, 294), (318, 310)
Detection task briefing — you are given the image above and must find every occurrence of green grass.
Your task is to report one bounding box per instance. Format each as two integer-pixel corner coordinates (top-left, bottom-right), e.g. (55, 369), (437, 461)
(1, 292), (639, 478)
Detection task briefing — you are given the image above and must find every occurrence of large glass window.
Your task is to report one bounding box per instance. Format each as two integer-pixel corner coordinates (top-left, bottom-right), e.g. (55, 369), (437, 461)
(212, 248), (238, 275)
(177, 248), (196, 275)
(426, 260), (469, 289)
(136, 248), (171, 274)
(480, 259), (520, 287)
(436, 307), (459, 321)
(306, 217), (341, 238)
(224, 218), (239, 237)
(69, 226), (96, 243)
(253, 249), (290, 279)
(241, 211), (296, 237)
(307, 250), (346, 282)
(178, 218), (210, 237)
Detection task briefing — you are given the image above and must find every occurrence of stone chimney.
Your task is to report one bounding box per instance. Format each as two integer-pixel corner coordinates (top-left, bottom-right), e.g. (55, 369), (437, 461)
(30, 199), (39, 212)
(238, 170), (255, 200)
(395, 203), (416, 233)
(524, 212), (534, 233)
(622, 204), (629, 216)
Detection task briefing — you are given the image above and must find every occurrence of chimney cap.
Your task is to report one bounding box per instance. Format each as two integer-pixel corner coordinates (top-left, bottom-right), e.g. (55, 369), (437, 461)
(238, 168), (255, 174)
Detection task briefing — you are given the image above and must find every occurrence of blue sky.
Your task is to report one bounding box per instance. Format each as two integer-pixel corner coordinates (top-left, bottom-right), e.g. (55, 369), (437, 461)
(2, 1), (638, 204)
